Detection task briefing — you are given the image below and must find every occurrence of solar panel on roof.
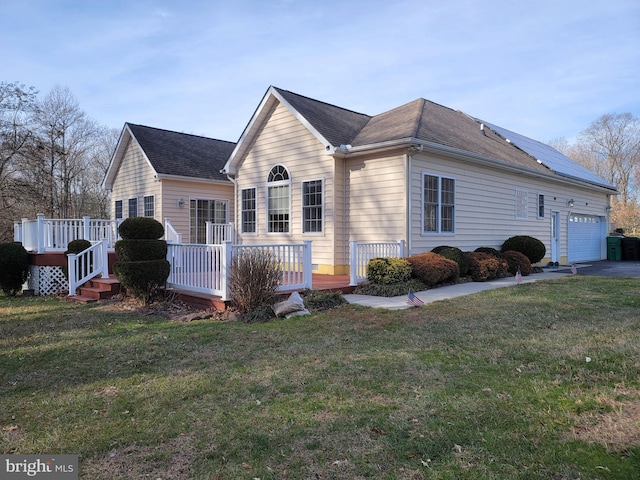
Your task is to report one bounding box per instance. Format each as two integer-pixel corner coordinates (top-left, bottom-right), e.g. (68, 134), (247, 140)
(480, 121), (616, 190)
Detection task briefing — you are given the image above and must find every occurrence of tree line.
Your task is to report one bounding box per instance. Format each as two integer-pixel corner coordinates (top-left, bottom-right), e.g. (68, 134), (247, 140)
(0, 81), (119, 242)
(1, 80), (639, 242)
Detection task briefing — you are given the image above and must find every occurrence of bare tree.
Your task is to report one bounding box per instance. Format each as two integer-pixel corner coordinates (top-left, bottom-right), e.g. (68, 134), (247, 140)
(0, 82), (38, 241)
(578, 113), (640, 205)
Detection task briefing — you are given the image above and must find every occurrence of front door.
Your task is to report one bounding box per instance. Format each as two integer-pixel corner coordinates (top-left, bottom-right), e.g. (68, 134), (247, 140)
(551, 211), (560, 263)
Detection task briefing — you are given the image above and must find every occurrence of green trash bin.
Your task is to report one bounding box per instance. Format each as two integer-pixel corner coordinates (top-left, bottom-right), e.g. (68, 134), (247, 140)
(607, 236), (622, 261)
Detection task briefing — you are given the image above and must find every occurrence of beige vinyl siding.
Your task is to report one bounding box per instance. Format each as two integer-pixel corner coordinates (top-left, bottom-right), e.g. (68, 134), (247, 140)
(346, 152), (407, 243)
(235, 103), (338, 271)
(162, 179), (235, 242)
(110, 138), (160, 220)
(409, 151), (609, 262)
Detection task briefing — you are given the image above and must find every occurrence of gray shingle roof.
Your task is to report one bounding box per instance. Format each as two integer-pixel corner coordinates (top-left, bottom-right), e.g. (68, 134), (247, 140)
(127, 123), (235, 182)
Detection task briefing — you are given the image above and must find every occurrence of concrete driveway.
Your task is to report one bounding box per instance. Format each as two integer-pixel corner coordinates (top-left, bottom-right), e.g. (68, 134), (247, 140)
(573, 260), (640, 278)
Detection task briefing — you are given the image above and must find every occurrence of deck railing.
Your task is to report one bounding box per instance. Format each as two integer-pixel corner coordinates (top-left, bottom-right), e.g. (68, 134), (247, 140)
(164, 218), (183, 243)
(349, 240), (406, 286)
(205, 222), (235, 244)
(15, 214), (120, 252)
(166, 241), (312, 301)
(67, 239), (110, 295)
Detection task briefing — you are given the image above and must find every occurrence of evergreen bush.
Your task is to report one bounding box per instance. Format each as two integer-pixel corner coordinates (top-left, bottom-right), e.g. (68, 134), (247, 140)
(465, 251), (509, 282)
(118, 217), (165, 240)
(432, 246), (469, 276)
(501, 236), (546, 264)
(64, 239), (93, 281)
(474, 247), (504, 258)
(113, 218), (169, 302)
(65, 239), (92, 255)
(0, 243), (29, 296)
(502, 250), (532, 276)
(367, 257), (412, 285)
(407, 252), (459, 287)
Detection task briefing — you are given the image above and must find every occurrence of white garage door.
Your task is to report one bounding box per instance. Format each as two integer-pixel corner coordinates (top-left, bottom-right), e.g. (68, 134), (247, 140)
(568, 214), (604, 262)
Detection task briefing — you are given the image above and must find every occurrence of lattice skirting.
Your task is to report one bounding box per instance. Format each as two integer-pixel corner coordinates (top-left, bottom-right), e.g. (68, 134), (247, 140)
(29, 266), (68, 296)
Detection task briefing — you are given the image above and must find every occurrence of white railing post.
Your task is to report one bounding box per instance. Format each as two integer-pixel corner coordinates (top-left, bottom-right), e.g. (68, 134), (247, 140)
(303, 240), (312, 289)
(205, 221), (213, 244)
(349, 240), (358, 286)
(83, 216), (91, 241)
(100, 238), (109, 279)
(36, 213), (45, 253)
(398, 240), (405, 257)
(68, 252), (78, 295)
(220, 241), (233, 301)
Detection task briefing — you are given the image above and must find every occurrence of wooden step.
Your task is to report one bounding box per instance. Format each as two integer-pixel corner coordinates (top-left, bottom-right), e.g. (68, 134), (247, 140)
(73, 276), (122, 300)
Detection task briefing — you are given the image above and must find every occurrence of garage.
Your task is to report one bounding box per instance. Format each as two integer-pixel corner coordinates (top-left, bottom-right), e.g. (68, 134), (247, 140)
(568, 214), (605, 262)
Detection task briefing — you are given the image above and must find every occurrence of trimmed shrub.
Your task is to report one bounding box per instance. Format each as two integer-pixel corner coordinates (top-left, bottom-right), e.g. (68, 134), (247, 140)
(65, 239), (92, 255)
(118, 217), (165, 240)
(113, 259), (171, 301)
(355, 278), (428, 297)
(115, 239), (168, 262)
(502, 250), (532, 276)
(474, 247), (504, 258)
(501, 235), (546, 264)
(113, 217), (169, 302)
(465, 251), (509, 282)
(229, 249), (281, 314)
(0, 243), (29, 296)
(432, 246), (469, 276)
(367, 257), (412, 285)
(407, 252), (459, 287)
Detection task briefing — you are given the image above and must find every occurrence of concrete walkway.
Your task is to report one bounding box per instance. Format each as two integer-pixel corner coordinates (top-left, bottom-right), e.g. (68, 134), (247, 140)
(344, 266), (577, 310)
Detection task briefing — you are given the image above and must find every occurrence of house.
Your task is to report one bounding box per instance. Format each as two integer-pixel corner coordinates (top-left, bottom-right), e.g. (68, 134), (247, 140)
(102, 123), (236, 243)
(221, 86), (618, 273)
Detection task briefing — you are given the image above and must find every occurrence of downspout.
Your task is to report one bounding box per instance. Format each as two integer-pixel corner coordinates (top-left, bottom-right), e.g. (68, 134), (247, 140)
(226, 173), (238, 243)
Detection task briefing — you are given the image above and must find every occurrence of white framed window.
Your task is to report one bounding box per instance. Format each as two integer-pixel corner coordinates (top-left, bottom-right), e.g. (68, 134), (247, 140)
(422, 173), (455, 234)
(114, 200), (123, 220)
(516, 188), (528, 219)
(267, 165), (290, 233)
(143, 195), (154, 217)
(241, 187), (257, 234)
(190, 198), (228, 243)
(302, 179), (323, 233)
(537, 193), (545, 219)
(128, 198), (138, 218)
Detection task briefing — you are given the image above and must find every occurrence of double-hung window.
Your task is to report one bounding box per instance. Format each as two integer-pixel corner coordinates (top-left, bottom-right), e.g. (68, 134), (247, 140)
(241, 188), (257, 233)
(537, 193), (545, 219)
(114, 200), (123, 220)
(422, 173), (455, 234)
(302, 179), (323, 233)
(267, 165), (290, 233)
(128, 198), (138, 218)
(143, 195), (154, 217)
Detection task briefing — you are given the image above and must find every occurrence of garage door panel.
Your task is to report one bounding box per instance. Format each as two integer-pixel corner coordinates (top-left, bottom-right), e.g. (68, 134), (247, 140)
(568, 214), (603, 262)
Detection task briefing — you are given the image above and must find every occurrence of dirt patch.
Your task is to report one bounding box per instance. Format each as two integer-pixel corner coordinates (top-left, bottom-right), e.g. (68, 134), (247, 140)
(81, 434), (197, 479)
(97, 294), (229, 322)
(570, 386), (640, 451)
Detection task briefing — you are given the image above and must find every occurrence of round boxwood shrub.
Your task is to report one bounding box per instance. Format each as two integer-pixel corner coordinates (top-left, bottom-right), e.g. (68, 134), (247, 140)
(501, 236), (546, 264)
(465, 251), (509, 282)
(502, 250), (532, 276)
(474, 247), (504, 258)
(407, 252), (459, 287)
(113, 259), (171, 301)
(118, 217), (165, 240)
(367, 257), (412, 285)
(432, 246), (469, 276)
(115, 239), (168, 262)
(65, 239), (92, 255)
(0, 243), (29, 296)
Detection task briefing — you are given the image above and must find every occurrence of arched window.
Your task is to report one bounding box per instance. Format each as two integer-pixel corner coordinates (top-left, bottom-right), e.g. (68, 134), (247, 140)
(267, 165), (290, 233)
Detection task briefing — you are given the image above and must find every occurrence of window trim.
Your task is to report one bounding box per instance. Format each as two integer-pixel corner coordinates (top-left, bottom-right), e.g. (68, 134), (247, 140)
(143, 195), (155, 218)
(128, 197), (138, 218)
(241, 187), (257, 235)
(266, 164), (291, 235)
(537, 192), (545, 219)
(301, 178), (324, 235)
(114, 200), (123, 220)
(421, 172), (456, 235)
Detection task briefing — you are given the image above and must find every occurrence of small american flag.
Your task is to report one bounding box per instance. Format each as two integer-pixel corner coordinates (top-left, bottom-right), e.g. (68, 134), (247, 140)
(407, 291), (424, 307)
(571, 264), (577, 275)
(515, 267), (523, 284)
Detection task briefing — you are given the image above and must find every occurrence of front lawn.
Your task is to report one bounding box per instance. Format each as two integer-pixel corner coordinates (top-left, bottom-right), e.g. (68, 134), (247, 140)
(1, 276), (638, 479)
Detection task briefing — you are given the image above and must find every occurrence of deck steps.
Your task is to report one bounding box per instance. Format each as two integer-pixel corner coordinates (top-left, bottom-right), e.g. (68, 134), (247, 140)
(69, 276), (122, 303)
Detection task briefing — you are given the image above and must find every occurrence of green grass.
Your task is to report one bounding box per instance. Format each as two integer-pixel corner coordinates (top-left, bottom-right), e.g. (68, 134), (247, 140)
(1, 276), (639, 479)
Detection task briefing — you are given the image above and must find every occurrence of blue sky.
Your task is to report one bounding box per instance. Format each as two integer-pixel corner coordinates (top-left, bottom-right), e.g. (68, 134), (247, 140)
(2, 0), (639, 144)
